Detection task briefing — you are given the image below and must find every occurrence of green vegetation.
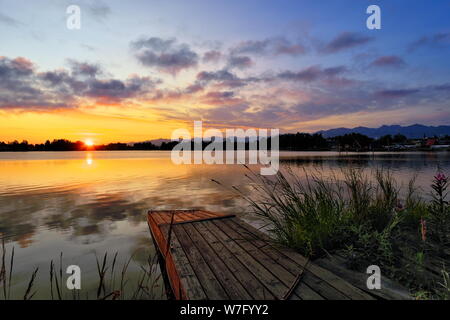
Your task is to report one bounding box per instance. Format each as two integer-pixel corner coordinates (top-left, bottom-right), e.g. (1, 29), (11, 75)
(243, 167), (450, 299)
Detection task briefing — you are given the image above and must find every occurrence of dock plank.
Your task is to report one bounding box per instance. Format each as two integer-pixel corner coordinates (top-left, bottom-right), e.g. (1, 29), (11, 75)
(182, 223), (253, 299)
(148, 210), (380, 300)
(208, 220), (289, 298)
(218, 219), (302, 299)
(173, 225), (229, 299)
(159, 224), (207, 300)
(231, 218), (375, 300)
(193, 221), (276, 300)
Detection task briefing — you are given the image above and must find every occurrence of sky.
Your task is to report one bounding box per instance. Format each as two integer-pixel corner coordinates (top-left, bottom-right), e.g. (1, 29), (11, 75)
(0, 0), (449, 144)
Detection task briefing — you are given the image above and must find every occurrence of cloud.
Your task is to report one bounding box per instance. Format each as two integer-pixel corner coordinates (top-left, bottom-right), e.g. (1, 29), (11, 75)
(84, 76), (155, 101)
(278, 65), (347, 82)
(321, 32), (374, 54)
(0, 56), (159, 110)
(196, 69), (258, 88)
(0, 12), (22, 27)
(0, 56), (34, 77)
(87, 2), (111, 20)
(67, 60), (102, 77)
(131, 37), (199, 75)
(374, 89), (419, 99)
(409, 32), (450, 51)
(230, 37), (306, 56)
(370, 55), (406, 68)
(203, 50), (222, 63)
(201, 91), (242, 105)
(227, 55), (253, 69)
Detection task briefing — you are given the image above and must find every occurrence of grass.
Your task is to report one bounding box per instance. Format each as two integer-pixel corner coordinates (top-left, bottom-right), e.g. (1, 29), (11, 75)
(239, 166), (450, 299)
(0, 244), (164, 300)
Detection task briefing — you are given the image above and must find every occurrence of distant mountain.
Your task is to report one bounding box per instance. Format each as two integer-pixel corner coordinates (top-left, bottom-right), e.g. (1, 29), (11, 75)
(316, 124), (450, 139)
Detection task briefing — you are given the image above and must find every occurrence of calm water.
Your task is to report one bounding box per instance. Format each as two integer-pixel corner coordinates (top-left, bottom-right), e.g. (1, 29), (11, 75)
(0, 151), (449, 299)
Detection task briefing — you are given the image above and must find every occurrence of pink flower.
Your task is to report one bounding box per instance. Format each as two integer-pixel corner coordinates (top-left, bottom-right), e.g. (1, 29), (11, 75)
(435, 173), (447, 182)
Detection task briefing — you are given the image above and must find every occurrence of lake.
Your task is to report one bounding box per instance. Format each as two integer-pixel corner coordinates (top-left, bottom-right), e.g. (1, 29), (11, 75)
(0, 151), (449, 299)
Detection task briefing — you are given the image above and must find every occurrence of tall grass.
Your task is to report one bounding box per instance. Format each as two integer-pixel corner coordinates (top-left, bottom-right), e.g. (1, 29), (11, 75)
(241, 166), (449, 299)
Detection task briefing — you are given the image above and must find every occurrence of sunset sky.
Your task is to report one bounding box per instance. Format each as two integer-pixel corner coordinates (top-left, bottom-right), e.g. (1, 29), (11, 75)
(0, 0), (449, 144)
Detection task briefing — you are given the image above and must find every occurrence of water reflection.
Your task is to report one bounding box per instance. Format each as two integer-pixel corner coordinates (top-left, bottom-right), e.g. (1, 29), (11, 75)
(86, 153), (93, 166)
(0, 151), (448, 298)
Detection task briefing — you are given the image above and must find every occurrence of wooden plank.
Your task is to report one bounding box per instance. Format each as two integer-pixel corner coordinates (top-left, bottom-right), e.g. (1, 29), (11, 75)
(227, 219), (305, 276)
(182, 223), (253, 299)
(149, 210), (380, 300)
(208, 220), (289, 299)
(293, 282), (325, 300)
(316, 255), (411, 300)
(159, 224), (207, 300)
(232, 218), (374, 300)
(301, 272), (350, 300)
(149, 210), (235, 226)
(150, 212), (166, 225)
(218, 220), (301, 296)
(193, 221), (276, 300)
(228, 219), (327, 300)
(173, 225), (229, 299)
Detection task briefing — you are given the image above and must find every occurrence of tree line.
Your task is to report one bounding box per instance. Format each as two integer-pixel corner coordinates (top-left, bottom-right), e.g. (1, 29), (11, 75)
(0, 133), (446, 152)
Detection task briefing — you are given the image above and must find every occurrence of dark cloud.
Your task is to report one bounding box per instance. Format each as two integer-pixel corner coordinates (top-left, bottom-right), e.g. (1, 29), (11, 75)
(184, 83), (204, 94)
(201, 91), (240, 105)
(409, 32), (450, 51)
(0, 56), (34, 78)
(231, 37), (306, 56)
(433, 83), (450, 91)
(84, 76), (157, 102)
(374, 89), (419, 99)
(370, 55), (406, 68)
(196, 69), (255, 88)
(203, 50), (222, 63)
(322, 32), (374, 54)
(0, 56), (159, 110)
(278, 65), (347, 82)
(131, 37), (199, 75)
(197, 70), (236, 82)
(67, 60), (102, 77)
(227, 55), (253, 69)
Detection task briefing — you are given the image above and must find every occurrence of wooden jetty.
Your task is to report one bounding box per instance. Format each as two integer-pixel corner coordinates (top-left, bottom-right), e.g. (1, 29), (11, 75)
(148, 209), (379, 300)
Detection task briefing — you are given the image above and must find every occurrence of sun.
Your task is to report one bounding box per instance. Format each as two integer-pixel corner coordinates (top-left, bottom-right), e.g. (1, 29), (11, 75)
(84, 139), (94, 147)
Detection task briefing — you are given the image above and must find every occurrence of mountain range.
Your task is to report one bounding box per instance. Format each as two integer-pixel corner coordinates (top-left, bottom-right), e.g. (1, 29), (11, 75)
(316, 124), (450, 139)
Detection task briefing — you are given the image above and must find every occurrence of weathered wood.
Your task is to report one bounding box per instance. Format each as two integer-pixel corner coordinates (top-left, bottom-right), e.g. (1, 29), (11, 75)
(230, 218), (375, 300)
(159, 224), (206, 300)
(207, 220), (288, 298)
(147, 210), (383, 300)
(193, 221), (275, 299)
(182, 223), (252, 299)
(173, 225), (229, 299)
(293, 282), (325, 300)
(218, 219), (301, 299)
(316, 254), (411, 300)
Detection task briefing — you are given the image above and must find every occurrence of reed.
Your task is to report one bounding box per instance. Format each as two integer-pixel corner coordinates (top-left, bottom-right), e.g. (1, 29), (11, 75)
(0, 245), (163, 300)
(240, 166), (450, 299)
